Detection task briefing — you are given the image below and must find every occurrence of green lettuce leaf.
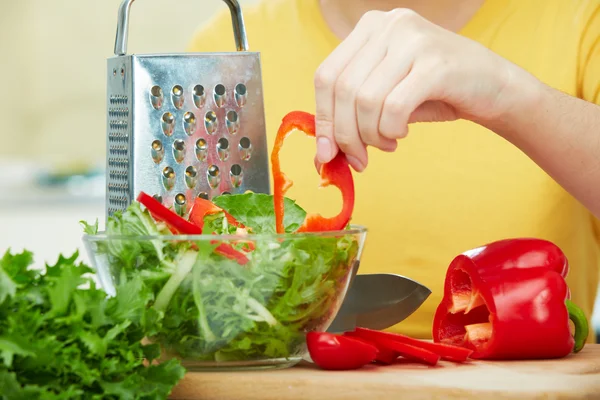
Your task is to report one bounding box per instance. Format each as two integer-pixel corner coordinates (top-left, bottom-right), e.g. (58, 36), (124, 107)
(212, 192), (307, 233)
(0, 248), (185, 399)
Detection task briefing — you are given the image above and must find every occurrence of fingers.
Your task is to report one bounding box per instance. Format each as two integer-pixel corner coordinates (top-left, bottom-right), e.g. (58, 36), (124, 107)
(355, 53), (415, 151)
(314, 12), (382, 165)
(332, 34), (391, 171)
(379, 65), (438, 139)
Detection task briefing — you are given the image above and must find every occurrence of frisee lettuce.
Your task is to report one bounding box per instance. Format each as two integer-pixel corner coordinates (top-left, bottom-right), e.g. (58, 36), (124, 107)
(84, 192), (360, 365)
(0, 249), (186, 400)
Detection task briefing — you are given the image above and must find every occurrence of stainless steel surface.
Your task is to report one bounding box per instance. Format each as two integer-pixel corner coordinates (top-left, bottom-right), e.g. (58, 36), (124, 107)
(114, 0), (249, 56)
(327, 273), (431, 333)
(106, 0), (269, 220)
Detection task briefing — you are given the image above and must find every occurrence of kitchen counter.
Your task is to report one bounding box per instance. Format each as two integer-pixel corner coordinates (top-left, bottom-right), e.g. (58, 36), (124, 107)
(169, 344), (600, 400)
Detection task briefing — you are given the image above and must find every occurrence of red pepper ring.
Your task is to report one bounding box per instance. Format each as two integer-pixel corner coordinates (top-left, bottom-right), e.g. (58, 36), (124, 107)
(271, 111), (355, 234)
(432, 239), (589, 360)
(137, 192), (249, 265)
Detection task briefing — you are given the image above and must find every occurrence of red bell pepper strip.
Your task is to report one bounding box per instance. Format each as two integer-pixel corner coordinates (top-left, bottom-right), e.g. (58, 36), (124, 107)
(379, 339), (441, 366)
(341, 332), (399, 364)
(306, 331), (378, 370)
(432, 238), (589, 360)
(137, 192), (249, 265)
(346, 327), (472, 362)
(138, 192), (202, 234)
(271, 111), (355, 234)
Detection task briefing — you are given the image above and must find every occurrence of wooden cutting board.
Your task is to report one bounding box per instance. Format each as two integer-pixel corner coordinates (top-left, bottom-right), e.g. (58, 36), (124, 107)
(169, 344), (600, 400)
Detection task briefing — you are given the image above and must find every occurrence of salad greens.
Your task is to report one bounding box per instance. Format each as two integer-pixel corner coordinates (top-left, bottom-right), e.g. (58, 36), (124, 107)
(83, 192), (360, 364)
(0, 249), (185, 400)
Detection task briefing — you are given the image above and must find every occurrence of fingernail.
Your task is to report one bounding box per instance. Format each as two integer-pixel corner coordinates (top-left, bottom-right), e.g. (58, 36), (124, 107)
(316, 137), (333, 163)
(314, 157), (322, 173)
(346, 155), (365, 172)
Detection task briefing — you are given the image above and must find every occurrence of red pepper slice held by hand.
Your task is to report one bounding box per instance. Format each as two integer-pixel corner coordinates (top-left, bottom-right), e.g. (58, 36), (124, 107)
(432, 238), (589, 360)
(306, 331), (378, 370)
(271, 111), (355, 234)
(137, 192), (249, 265)
(346, 327), (472, 362)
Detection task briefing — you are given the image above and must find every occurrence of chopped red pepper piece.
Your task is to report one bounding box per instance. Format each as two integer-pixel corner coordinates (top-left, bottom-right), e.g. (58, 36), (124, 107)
(347, 327), (472, 362)
(137, 192), (249, 265)
(189, 197), (246, 230)
(432, 238), (589, 360)
(271, 111), (355, 234)
(306, 331), (378, 370)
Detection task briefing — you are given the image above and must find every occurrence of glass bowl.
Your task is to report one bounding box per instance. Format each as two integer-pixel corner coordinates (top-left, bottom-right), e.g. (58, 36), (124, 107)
(82, 225), (367, 371)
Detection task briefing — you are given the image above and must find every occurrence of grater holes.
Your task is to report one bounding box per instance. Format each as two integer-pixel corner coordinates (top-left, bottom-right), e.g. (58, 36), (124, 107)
(214, 84), (226, 108)
(172, 140), (185, 163)
(153, 194), (163, 204)
(207, 165), (221, 189)
(217, 138), (230, 161)
(195, 138), (208, 161)
(162, 166), (175, 190)
(193, 85), (206, 108)
(222, 191), (231, 195)
(185, 166), (197, 188)
(150, 85), (164, 110)
(198, 192), (209, 200)
(162, 112), (175, 136)
(238, 137), (252, 161)
(235, 83), (247, 107)
(204, 111), (217, 135)
(174, 193), (187, 216)
(183, 112), (196, 135)
(226, 110), (239, 135)
(172, 85), (184, 109)
(230, 164), (243, 188)
(151, 140), (164, 164)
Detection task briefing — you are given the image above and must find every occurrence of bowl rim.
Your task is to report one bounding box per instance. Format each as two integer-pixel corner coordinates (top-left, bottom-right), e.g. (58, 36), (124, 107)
(82, 224), (368, 242)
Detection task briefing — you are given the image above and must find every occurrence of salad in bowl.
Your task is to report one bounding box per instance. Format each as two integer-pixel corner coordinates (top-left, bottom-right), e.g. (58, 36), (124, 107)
(82, 111), (367, 370)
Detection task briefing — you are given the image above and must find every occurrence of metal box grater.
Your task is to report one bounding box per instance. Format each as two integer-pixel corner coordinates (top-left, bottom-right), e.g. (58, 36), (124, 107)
(106, 0), (270, 221)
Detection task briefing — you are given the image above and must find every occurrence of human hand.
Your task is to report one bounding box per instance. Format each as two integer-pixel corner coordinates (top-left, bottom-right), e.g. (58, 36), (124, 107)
(313, 8), (536, 171)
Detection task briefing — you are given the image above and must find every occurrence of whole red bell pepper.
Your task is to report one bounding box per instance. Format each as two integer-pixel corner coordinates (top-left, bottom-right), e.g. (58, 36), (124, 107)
(432, 238), (589, 360)
(271, 111), (355, 234)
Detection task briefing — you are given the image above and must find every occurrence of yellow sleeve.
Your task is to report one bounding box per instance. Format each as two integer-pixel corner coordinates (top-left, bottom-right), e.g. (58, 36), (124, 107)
(577, 3), (600, 104)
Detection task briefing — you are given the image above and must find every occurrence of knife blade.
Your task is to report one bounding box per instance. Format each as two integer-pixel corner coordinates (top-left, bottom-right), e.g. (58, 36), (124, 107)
(326, 272), (431, 333)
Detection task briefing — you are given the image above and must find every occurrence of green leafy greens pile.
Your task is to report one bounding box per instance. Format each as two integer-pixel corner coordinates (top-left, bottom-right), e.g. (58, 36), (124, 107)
(0, 249), (185, 400)
(84, 192), (359, 364)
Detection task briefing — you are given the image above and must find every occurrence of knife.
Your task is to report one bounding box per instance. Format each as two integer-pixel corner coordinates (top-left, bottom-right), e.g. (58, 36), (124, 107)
(326, 271), (431, 333)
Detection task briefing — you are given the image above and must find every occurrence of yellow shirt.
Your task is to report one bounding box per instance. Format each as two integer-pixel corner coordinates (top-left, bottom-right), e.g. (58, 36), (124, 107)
(188, 0), (600, 341)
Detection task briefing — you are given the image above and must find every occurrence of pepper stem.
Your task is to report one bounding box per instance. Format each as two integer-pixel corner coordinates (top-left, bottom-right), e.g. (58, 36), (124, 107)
(566, 299), (589, 353)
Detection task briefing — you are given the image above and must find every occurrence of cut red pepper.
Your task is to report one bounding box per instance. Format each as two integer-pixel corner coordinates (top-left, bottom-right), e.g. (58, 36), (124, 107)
(137, 192), (202, 234)
(137, 192), (249, 265)
(346, 327), (472, 362)
(432, 238), (589, 360)
(378, 339), (441, 366)
(271, 111), (355, 234)
(306, 331), (378, 370)
(189, 197), (246, 230)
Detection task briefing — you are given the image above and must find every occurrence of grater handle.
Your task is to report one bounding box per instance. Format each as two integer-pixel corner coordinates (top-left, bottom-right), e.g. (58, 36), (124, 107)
(113, 0), (249, 56)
